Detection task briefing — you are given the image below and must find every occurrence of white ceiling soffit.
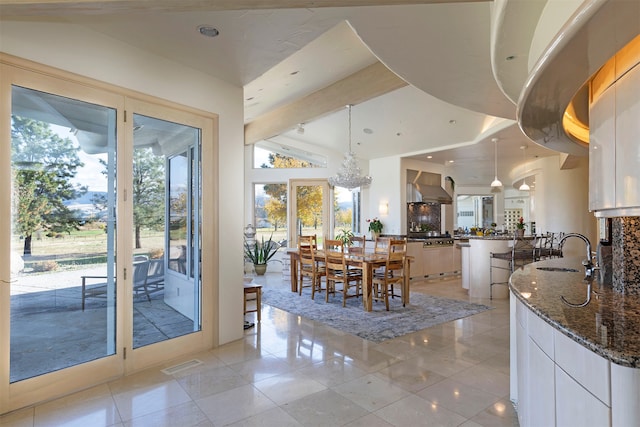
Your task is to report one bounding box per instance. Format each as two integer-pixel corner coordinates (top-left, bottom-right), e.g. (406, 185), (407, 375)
(346, 3), (517, 119)
(244, 20), (379, 122)
(491, 0), (548, 104)
(273, 85), (497, 160)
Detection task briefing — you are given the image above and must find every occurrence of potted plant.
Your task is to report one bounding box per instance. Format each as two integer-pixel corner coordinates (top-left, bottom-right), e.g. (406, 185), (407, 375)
(335, 229), (354, 247)
(515, 217), (526, 237)
(244, 234), (279, 275)
(367, 217), (383, 240)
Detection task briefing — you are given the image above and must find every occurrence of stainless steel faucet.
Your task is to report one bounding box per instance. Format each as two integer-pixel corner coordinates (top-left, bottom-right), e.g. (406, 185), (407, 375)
(559, 233), (597, 278)
(559, 233), (598, 308)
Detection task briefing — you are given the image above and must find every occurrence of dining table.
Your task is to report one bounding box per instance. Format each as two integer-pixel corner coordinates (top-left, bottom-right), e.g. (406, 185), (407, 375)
(286, 248), (412, 312)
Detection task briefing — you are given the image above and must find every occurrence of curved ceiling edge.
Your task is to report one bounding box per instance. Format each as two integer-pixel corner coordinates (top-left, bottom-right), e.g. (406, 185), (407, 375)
(491, 0), (547, 106)
(517, 0), (640, 156)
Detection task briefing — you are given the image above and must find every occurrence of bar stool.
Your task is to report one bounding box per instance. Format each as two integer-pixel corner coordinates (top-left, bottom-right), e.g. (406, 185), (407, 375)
(244, 283), (262, 322)
(489, 235), (537, 299)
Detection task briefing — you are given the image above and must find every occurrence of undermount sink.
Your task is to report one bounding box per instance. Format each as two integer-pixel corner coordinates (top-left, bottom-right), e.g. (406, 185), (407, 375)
(537, 267), (579, 273)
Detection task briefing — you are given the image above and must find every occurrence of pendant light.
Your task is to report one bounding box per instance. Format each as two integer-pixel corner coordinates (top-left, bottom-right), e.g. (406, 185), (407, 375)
(519, 145), (530, 191)
(328, 104), (372, 190)
(490, 138), (502, 188)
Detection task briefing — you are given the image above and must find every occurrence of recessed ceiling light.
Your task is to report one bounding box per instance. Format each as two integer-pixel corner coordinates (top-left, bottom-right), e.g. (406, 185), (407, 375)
(197, 25), (219, 38)
(506, 55), (516, 61)
(363, 128), (373, 134)
(448, 160), (455, 163)
(290, 71), (299, 76)
(246, 96), (254, 101)
(426, 155), (433, 159)
(449, 119), (456, 124)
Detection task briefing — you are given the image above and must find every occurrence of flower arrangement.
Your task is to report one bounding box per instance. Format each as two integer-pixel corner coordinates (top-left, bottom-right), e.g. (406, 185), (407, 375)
(367, 218), (383, 233)
(516, 217), (526, 230)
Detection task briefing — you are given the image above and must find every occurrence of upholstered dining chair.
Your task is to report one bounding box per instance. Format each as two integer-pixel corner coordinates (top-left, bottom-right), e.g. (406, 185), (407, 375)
(324, 239), (362, 306)
(298, 235), (325, 298)
(372, 238), (407, 310)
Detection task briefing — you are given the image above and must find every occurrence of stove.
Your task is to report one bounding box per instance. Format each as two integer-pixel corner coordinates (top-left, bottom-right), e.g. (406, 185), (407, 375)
(423, 238), (455, 247)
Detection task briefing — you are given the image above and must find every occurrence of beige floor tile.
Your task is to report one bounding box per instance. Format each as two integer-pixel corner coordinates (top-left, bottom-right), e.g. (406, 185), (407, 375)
(343, 413), (394, 426)
(468, 398), (519, 427)
(333, 374), (411, 412)
(450, 364), (511, 397)
(195, 384), (276, 425)
(417, 378), (501, 419)
(228, 354), (293, 382)
(297, 356), (369, 387)
(283, 389), (369, 426)
(176, 365), (249, 400)
(32, 384), (120, 427)
(374, 394), (467, 426)
(227, 406), (302, 426)
(253, 371), (327, 405)
(373, 357), (447, 393)
(113, 380), (192, 421)
(123, 401), (211, 427)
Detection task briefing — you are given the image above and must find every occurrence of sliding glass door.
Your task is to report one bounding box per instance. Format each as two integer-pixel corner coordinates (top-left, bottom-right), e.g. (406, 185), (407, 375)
(9, 86), (118, 383)
(131, 114), (201, 349)
(1, 62), (213, 414)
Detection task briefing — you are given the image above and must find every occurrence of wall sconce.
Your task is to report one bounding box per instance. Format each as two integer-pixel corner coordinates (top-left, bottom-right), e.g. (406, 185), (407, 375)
(379, 202), (389, 216)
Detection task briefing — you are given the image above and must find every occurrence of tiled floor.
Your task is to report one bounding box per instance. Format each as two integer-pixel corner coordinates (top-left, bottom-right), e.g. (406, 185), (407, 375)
(1, 274), (518, 426)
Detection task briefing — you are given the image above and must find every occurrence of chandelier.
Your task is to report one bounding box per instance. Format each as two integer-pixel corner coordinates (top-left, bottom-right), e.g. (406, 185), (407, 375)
(328, 104), (372, 190)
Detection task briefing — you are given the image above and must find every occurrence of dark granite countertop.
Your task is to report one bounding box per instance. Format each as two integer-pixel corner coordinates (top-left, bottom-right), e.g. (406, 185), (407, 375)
(510, 257), (640, 368)
(455, 234), (532, 240)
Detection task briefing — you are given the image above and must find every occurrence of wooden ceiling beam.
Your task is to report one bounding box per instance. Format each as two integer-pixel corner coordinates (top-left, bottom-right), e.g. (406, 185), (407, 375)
(244, 61), (407, 145)
(0, 0), (485, 16)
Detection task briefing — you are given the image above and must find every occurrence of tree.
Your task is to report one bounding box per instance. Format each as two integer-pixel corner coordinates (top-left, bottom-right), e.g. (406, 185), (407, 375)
(11, 116), (86, 255)
(261, 153), (323, 229)
(263, 184), (287, 231)
(132, 148), (165, 249)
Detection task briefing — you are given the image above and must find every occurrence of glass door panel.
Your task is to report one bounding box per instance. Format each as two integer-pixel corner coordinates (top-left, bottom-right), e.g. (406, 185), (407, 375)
(131, 114), (201, 349)
(289, 180), (330, 248)
(10, 86), (117, 382)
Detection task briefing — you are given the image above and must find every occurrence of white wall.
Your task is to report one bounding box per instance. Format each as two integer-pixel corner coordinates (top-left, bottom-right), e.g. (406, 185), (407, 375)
(1, 21), (246, 346)
(369, 156), (402, 235)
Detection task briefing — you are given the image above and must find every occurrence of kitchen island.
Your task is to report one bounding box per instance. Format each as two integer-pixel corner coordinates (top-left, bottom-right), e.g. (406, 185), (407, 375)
(510, 257), (640, 427)
(456, 234), (517, 299)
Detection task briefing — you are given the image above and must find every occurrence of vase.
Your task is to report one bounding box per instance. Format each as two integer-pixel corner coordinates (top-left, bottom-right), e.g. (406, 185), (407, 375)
(515, 229), (525, 238)
(370, 231), (380, 241)
(254, 263), (267, 276)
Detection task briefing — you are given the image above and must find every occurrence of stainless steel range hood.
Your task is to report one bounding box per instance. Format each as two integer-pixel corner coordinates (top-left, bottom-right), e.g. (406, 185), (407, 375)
(406, 170), (453, 204)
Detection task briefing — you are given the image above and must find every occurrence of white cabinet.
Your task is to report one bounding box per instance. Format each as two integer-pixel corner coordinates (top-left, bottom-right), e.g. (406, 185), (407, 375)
(555, 366), (610, 427)
(590, 61), (640, 212)
(615, 64), (640, 208)
(511, 291), (633, 427)
(528, 338), (556, 427)
(589, 83), (616, 211)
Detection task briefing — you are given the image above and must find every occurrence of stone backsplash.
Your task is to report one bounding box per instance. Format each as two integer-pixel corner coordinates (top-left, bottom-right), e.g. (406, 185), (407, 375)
(612, 217), (640, 295)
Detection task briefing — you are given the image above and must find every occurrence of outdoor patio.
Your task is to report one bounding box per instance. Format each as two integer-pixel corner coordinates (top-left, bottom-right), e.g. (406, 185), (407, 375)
(10, 266), (194, 383)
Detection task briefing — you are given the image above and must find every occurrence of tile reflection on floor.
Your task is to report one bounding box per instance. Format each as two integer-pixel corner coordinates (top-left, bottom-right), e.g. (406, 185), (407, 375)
(1, 274), (518, 427)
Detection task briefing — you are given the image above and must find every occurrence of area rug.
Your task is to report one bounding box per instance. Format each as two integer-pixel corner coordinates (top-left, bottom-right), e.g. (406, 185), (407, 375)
(261, 287), (492, 343)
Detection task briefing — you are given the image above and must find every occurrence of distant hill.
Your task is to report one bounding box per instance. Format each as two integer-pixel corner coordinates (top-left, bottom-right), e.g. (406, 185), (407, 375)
(64, 191), (106, 206)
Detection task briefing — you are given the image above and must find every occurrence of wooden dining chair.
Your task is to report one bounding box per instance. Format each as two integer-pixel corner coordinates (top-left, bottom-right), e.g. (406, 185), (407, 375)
(349, 235), (366, 255)
(372, 238), (407, 309)
(298, 235), (325, 298)
(324, 239), (362, 306)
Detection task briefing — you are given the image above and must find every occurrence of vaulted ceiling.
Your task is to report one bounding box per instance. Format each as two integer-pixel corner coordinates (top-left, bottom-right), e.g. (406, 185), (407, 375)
(0, 0), (567, 188)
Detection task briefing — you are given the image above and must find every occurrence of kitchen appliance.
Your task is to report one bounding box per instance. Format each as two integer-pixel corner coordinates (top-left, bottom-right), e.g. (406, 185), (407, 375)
(423, 238), (455, 247)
